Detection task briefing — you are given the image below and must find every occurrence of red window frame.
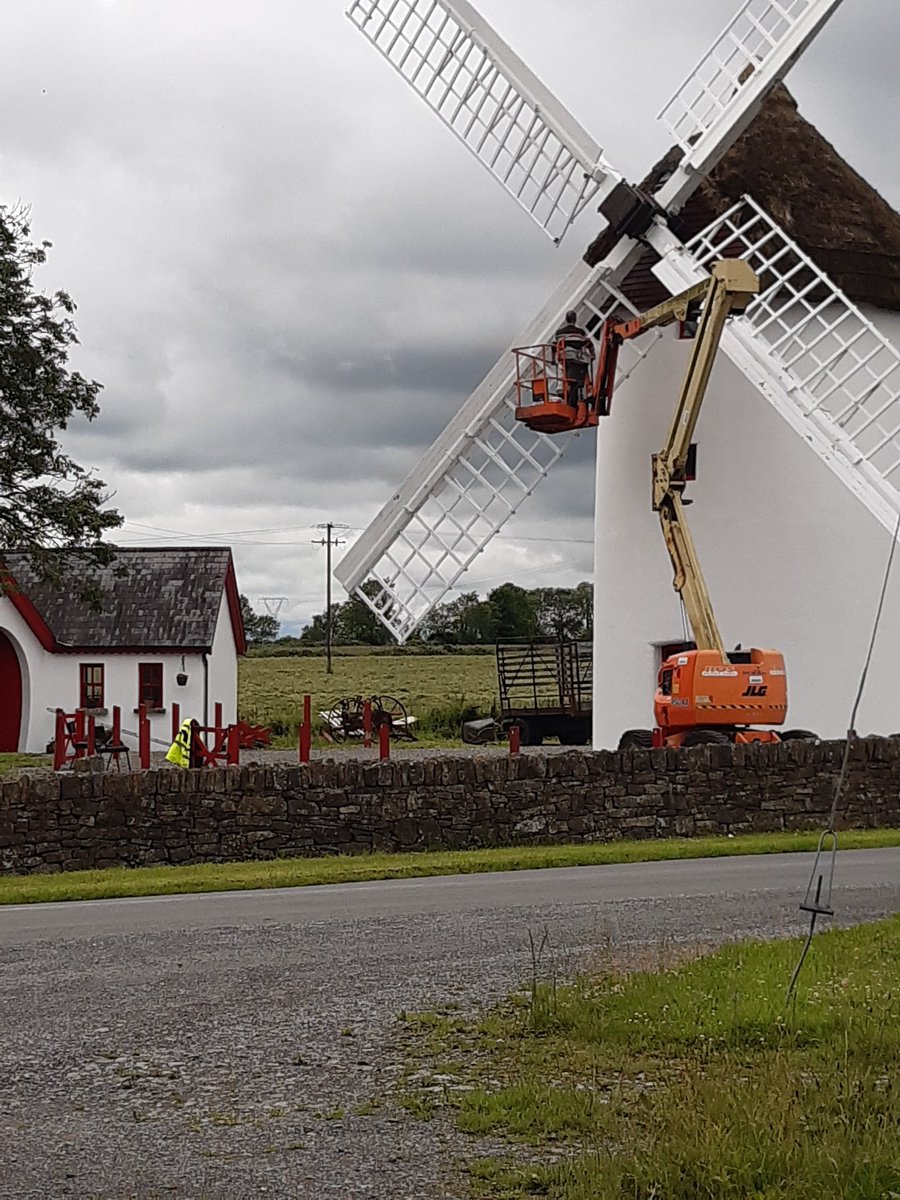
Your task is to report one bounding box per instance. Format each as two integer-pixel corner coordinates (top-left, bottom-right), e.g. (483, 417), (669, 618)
(138, 662), (164, 710)
(79, 663), (105, 709)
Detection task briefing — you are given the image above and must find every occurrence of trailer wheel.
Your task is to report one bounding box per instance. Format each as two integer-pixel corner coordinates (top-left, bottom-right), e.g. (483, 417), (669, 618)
(511, 719), (543, 747)
(618, 729), (653, 749)
(681, 728), (732, 747)
(778, 729), (819, 742)
(558, 723), (591, 746)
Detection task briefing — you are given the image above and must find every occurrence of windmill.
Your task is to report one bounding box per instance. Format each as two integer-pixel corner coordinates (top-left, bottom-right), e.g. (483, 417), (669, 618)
(336, 0), (900, 745)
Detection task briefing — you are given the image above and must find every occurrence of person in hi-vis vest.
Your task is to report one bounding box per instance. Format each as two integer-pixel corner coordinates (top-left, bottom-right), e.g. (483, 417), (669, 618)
(166, 718), (200, 768)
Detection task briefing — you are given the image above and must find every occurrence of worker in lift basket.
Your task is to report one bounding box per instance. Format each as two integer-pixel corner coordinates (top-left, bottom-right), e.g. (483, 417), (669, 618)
(554, 309), (595, 406)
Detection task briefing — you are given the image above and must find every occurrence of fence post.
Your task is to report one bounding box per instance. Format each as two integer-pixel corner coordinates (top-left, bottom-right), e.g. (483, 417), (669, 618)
(508, 724), (521, 756)
(139, 712), (151, 770)
(112, 705), (121, 745)
(226, 724), (240, 766)
(171, 702), (180, 742)
(53, 710), (66, 771)
(74, 709), (86, 759)
(363, 699), (372, 748)
(299, 694), (312, 763)
(214, 702), (223, 736)
(86, 714), (96, 756)
(379, 721), (390, 761)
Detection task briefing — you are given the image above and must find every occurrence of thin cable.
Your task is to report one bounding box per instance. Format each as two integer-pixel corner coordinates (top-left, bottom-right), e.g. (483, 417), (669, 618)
(786, 500), (900, 1005)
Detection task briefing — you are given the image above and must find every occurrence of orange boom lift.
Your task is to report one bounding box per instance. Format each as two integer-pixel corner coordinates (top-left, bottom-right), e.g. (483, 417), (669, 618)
(515, 260), (789, 748)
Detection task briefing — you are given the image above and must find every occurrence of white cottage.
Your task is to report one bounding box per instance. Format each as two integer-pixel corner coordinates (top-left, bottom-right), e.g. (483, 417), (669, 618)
(0, 547), (246, 754)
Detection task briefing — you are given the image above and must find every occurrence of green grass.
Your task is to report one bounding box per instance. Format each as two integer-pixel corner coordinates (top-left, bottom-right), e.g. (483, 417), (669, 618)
(397, 918), (900, 1199)
(0, 753), (50, 776)
(239, 652), (498, 740)
(1, 828), (898, 905)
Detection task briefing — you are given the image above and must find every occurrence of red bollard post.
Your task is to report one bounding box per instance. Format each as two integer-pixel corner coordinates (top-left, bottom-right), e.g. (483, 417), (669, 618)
(112, 705), (121, 745)
(53, 710), (66, 771)
(299, 694), (312, 763)
(171, 702), (180, 742)
(508, 724), (521, 756)
(379, 721), (390, 761)
(363, 699), (372, 749)
(74, 709), (86, 759)
(86, 715), (96, 756)
(139, 713), (150, 770)
(226, 724), (240, 766)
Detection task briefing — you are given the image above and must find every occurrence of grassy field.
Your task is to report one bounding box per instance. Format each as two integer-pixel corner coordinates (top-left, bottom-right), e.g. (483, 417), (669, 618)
(397, 916), (900, 1198)
(1, 829), (898, 904)
(239, 652), (499, 738)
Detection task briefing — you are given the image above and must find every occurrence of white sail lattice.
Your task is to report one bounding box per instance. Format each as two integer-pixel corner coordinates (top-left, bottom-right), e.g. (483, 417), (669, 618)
(654, 195), (900, 533)
(335, 264), (658, 642)
(341, 0), (858, 644)
(345, 0), (621, 244)
(657, 0), (846, 199)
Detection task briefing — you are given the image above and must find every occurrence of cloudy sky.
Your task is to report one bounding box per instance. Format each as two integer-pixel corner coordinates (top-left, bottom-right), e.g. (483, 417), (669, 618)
(2, 0), (897, 633)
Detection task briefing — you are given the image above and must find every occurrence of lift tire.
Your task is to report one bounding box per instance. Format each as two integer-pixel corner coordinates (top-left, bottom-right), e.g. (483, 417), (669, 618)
(618, 729), (653, 750)
(681, 728), (733, 747)
(778, 729), (819, 742)
(511, 719), (543, 747)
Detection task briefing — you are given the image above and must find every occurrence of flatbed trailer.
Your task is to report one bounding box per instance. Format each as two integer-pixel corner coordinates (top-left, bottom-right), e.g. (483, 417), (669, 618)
(496, 639), (592, 745)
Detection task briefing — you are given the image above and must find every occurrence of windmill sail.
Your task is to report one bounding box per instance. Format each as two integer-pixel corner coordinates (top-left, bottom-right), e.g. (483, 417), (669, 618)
(657, 0), (846, 210)
(334, 261), (658, 642)
(345, 0), (621, 244)
(653, 195), (900, 534)
(341, 0), (853, 643)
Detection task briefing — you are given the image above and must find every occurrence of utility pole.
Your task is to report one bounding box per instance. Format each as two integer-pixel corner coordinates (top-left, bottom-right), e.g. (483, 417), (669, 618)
(312, 522), (348, 674)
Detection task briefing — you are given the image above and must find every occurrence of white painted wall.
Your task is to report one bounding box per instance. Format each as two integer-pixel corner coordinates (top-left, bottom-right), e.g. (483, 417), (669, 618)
(592, 306), (900, 748)
(0, 588), (240, 754)
(207, 592), (239, 727)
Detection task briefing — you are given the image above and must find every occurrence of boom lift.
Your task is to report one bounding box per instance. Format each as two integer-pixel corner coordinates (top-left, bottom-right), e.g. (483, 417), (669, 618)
(514, 260), (789, 748)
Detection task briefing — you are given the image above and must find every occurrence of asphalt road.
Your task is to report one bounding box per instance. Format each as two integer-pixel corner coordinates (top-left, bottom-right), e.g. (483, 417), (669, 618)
(1, 850), (897, 1199)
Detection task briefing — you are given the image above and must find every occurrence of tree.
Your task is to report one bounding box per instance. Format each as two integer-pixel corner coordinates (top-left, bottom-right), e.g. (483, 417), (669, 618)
(0, 205), (121, 580)
(419, 592), (480, 644)
(533, 583), (593, 641)
(335, 581), (391, 646)
(488, 582), (537, 640)
(239, 594), (280, 643)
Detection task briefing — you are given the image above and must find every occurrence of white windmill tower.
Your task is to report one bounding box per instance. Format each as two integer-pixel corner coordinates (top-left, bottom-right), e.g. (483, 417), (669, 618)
(336, 0), (900, 746)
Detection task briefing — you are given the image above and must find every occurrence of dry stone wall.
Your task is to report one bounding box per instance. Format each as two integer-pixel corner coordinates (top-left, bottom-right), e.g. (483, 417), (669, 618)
(2, 738), (900, 875)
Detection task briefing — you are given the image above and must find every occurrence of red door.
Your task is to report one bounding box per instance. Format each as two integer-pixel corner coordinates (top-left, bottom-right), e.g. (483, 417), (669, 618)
(0, 632), (22, 752)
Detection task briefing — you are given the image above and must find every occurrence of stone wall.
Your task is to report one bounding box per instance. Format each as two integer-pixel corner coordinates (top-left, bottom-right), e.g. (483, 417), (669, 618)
(2, 738), (899, 875)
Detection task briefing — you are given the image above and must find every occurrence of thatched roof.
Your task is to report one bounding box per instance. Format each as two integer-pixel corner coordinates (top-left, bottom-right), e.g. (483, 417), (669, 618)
(585, 85), (900, 313)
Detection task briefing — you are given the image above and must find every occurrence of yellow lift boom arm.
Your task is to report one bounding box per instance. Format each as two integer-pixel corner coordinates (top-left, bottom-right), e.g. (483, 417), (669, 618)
(618, 261), (760, 654)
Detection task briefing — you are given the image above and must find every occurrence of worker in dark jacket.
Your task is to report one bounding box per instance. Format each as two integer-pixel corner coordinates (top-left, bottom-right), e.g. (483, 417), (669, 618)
(554, 309), (595, 405)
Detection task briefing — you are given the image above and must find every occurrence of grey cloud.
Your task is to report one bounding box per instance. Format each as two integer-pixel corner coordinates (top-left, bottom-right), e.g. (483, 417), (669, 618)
(2, 0), (896, 627)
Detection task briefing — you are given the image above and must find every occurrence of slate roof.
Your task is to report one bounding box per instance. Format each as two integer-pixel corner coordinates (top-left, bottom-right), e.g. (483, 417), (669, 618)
(1, 547), (244, 653)
(585, 85), (900, 314)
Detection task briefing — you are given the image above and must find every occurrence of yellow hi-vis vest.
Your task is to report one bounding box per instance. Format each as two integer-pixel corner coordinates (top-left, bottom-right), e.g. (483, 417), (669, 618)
(166, 719), (194, 768)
